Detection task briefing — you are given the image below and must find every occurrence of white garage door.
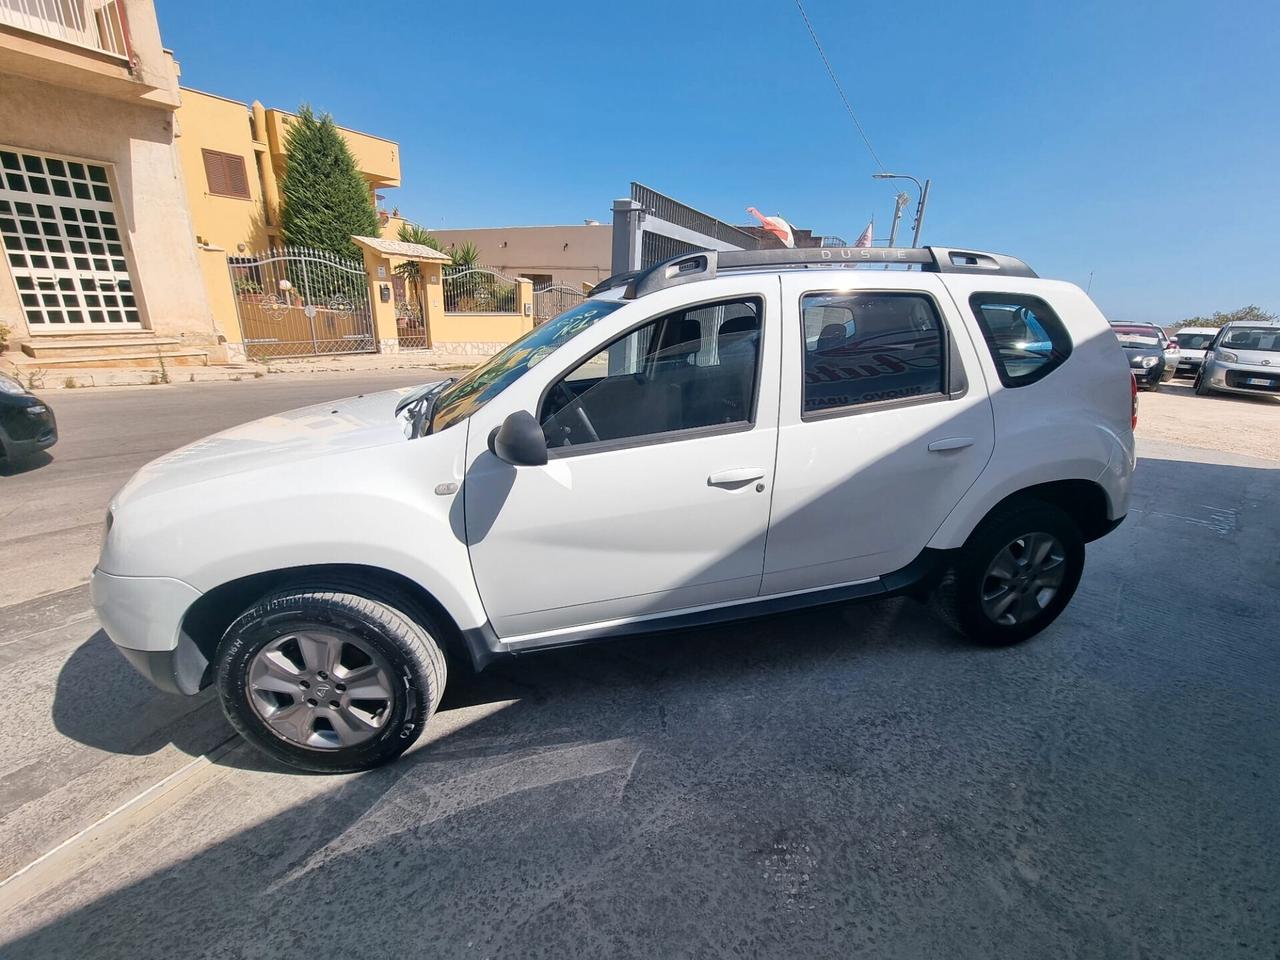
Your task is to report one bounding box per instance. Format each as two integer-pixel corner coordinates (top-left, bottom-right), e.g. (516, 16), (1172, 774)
(0, 147), (142, 332)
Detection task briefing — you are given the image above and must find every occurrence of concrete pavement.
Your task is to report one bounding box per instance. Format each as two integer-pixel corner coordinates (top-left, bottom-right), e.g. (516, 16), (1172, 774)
(1, 423), (1278, 957)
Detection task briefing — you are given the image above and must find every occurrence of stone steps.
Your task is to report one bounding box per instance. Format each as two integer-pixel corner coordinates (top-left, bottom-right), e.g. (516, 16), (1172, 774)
(16, 334), (209, 368)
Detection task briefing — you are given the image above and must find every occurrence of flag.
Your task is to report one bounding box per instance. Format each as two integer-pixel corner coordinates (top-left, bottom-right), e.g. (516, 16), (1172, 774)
(746, 207), (795, 248)
(854, 218), (874, 248)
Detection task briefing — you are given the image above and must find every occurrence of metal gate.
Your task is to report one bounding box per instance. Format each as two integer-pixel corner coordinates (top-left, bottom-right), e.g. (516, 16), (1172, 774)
(533, 282), (585, 324)
(391, 274), (429, 350)
(229, 246), (376, 360)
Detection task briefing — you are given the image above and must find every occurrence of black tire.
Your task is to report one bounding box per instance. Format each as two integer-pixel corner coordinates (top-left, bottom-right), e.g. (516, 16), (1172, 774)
(216, 587), (447, 773)
(1194, 371), (1213, 396)
(1147, 378), (1160, 392)
(930, 500), (1085, 646)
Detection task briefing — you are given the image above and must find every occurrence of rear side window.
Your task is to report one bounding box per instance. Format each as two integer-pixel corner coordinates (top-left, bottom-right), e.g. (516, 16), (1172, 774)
(969, 293), (1072, 387)
(801, 291), (946, 415)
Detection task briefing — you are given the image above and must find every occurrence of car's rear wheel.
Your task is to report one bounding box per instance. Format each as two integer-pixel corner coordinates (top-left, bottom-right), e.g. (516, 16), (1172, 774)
(216, 587), (447, 772)
(930, 501), (1085, 646)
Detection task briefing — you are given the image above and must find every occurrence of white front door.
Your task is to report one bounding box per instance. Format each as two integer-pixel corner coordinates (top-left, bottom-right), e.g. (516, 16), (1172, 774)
(762, 272), (996, 594)
(0, 147), (142, 333)
(464, 290), (780, 640)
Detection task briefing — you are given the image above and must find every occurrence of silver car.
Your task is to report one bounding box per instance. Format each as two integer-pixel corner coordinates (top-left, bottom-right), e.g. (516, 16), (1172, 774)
(1194, 321), (1280, 398)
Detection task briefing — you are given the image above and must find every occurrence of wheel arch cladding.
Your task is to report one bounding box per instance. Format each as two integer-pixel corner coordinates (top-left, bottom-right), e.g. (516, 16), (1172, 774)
(181, 563), (470, 688)
(979, 479), (1113, 543)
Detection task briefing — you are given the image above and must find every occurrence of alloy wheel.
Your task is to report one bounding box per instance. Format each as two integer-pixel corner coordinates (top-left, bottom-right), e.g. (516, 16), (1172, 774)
(247, 631), (396, 749)
(980, 532), (1067, 627)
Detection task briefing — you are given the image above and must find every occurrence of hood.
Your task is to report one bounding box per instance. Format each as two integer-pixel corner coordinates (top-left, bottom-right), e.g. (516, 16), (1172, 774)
(116, 387), (416, 504)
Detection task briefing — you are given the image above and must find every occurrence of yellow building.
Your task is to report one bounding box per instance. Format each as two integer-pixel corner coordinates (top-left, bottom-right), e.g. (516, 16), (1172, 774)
(0, 0), (222, 368)
(175, 88), (402, 254)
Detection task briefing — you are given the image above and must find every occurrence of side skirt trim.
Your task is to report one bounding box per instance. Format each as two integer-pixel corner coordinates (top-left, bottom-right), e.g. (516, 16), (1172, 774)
(460, 549), (948, 667)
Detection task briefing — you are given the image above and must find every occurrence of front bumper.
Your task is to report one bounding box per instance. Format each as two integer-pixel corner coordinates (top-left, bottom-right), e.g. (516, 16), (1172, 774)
(1204, 361), (1280, 397)
(91, 569), (209, 695)
(0, 402), (57, 458)
(1129, 362), (1162, 386)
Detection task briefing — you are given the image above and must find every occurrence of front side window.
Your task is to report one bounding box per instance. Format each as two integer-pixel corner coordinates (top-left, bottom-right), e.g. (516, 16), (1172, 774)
(430, 299), (622, 432)
(540, 297), (762, 450)
(801, 291), (945, 415)
(970, 294), (1072, 387)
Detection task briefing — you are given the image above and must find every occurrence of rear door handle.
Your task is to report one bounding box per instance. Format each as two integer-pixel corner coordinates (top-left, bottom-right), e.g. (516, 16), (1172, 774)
(928, 437), (975, 452)
(708, 467), (766, 487)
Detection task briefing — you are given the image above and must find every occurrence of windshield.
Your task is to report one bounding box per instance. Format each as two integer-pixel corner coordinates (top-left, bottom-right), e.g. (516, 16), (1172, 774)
(1221, 326), (1280, 353)
(430, 299), (623, 433)
(1175, 332), (1216, 350)
(1113, 326), (1161, 348)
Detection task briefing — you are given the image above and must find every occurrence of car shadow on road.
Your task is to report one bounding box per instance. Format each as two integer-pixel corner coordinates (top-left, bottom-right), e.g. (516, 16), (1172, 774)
(23, 596), (1009, 958)
(50, 591), (970, 777)
(1160, 377), (1280, 405)
(51, 629), (233, 760)
(0, 449), (52, 476)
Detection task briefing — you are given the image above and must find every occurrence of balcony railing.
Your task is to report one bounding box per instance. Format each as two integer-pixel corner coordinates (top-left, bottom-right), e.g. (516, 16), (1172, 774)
(0, 0), (132, 61)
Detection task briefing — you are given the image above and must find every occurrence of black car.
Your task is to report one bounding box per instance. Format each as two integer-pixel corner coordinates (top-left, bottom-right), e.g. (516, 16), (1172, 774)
(1111, 323), (1172, 390)
(0, 372), (57, 462)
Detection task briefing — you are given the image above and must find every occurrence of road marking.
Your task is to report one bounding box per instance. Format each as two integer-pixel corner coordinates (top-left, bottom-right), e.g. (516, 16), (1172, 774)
(0, 735), (239, 908)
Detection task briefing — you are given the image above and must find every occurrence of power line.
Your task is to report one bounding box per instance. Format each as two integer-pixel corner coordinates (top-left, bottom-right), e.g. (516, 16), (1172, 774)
(793, 0), (886, 173)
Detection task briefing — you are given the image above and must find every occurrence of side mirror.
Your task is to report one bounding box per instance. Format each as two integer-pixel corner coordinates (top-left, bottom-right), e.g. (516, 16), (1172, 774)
(488, 410), (548, 466)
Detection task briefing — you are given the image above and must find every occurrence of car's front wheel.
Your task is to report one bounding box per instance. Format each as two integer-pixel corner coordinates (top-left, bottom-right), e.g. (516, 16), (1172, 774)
(1194, 370), (1214, 396)
(930, 501), (1085, 646)
(216, 587), (447, 772)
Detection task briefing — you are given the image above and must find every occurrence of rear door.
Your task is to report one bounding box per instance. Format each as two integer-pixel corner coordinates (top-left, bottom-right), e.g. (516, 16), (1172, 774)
(762, 272), (995, 593)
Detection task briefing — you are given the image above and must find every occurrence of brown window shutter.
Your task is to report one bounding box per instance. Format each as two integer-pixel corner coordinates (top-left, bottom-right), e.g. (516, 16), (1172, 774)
(202, 149), (226, 195)
(201, 149), (250, 199)
(226, 156), (249, 198)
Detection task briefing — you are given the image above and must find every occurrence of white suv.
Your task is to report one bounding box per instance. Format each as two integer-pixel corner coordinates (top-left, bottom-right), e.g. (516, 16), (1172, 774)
(93, 246), (1135, 772)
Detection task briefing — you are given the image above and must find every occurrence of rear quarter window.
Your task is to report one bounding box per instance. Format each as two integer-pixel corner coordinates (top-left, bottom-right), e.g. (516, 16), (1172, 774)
(968, 293), (1072, 387)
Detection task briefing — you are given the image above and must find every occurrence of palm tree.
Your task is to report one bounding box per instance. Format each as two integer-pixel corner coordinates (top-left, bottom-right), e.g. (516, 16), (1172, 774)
(446, 240), (481, 274)
(395, 223), (444, 281)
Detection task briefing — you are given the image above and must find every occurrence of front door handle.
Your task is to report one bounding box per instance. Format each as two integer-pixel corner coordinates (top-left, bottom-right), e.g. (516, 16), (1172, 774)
(708, 467), (766, 487)
(928, 437), (975, 452)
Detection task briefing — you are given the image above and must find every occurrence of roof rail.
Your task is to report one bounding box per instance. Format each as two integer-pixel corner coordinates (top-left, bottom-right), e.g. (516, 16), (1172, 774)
(616, 246), (1037, 299)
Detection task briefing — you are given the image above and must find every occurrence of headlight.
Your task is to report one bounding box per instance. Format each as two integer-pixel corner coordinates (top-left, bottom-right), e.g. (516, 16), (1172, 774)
(1142, 356), (1158, 368)
(1217, 350), (1239, 363)
(0, 376), (27, 396)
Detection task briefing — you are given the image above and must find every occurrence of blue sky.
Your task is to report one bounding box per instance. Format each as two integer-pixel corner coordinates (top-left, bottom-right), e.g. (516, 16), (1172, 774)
(157, 0), (1278, 324)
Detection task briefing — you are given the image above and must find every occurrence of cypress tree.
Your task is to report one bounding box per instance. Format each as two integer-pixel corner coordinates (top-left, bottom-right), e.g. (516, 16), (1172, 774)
(278, 105), (379, 259)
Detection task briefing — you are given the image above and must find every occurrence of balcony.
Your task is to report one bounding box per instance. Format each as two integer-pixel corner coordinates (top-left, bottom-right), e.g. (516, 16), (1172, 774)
(0, 0), (131, 60)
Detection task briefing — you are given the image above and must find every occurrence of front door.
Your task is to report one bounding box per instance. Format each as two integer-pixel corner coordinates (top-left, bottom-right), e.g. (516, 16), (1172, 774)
(762, 273), (996, 594)
(465, 291), (780, 640)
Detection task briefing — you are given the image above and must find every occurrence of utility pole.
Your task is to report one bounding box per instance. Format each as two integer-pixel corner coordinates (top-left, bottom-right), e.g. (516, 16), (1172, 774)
(911, 179), (931, 248)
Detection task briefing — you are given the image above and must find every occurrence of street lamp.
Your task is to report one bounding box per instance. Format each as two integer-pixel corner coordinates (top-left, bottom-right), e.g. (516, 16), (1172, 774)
(885, 192), (910, 248)
(872, 172), (931, 247)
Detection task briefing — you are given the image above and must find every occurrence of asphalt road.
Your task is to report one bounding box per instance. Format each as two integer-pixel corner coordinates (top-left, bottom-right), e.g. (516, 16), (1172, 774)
(1, 378), (1278, 959)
